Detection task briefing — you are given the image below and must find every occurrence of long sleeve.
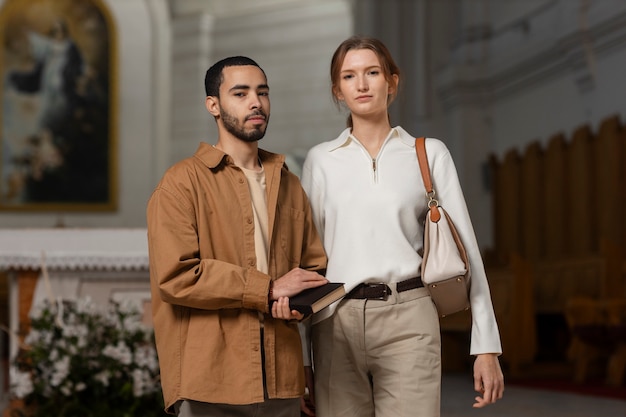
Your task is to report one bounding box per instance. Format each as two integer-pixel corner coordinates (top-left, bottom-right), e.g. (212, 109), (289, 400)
(427, 139), (502, 355)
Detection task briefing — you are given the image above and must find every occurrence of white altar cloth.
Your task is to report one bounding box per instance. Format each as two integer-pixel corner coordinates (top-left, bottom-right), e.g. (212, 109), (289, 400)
(0, 228), (149, 271)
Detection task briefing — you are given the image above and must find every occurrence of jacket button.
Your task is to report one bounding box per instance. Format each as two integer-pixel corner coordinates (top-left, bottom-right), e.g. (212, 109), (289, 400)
(247, 217), (253, 224)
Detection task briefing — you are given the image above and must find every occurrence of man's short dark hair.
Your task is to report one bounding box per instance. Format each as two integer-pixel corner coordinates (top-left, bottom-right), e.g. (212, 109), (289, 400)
(204, 56), (266, 97)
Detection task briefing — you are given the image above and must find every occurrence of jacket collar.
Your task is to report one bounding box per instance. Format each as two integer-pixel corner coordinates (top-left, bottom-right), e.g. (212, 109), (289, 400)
(193, 142), (286, 169)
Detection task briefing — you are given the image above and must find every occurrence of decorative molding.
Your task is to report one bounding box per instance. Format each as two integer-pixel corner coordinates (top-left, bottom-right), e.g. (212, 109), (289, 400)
(438, 8), (626, 109)
(170, 0), (305, 18)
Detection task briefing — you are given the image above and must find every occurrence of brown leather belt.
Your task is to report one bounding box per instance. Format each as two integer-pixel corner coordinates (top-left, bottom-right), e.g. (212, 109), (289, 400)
(345, 277), (424, 301)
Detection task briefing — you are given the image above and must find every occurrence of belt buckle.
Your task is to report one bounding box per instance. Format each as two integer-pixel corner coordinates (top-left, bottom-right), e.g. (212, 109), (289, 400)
(371, 283), (389, 301)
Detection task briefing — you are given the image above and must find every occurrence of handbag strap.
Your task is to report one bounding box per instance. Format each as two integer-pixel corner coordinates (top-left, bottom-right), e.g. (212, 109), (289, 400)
(415, 137), (441, 222)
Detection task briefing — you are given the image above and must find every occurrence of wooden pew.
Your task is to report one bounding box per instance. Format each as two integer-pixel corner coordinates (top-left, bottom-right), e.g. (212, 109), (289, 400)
(487, 114), (626, 381)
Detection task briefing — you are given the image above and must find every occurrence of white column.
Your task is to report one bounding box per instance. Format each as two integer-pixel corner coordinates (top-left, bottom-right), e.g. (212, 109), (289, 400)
(170, 13), (216, 163)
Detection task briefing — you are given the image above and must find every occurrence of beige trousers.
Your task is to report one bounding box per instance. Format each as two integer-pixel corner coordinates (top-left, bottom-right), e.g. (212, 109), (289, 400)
(312, 286), (441, 417)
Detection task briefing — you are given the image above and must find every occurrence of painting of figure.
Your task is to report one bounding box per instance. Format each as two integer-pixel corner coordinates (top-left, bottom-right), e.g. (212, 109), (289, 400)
(0, 0), (116, 210)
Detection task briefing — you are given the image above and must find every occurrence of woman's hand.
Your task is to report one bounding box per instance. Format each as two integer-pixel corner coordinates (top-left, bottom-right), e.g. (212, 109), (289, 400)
(472, 353), (504, 408)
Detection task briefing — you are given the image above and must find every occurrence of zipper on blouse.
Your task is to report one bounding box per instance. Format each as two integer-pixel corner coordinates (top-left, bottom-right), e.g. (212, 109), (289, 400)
(353, 135), (385, 183)
(371, 158), (378, 182)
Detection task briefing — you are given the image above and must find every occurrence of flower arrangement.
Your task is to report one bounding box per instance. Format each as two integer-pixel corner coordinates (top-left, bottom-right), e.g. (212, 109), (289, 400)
(10, 297), (166, 417)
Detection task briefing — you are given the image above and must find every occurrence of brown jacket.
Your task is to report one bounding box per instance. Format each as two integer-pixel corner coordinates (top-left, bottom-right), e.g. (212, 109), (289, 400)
(146, 143), (327, 413)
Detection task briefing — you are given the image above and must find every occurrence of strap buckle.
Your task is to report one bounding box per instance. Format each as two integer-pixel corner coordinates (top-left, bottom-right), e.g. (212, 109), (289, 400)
(369, 283), (390, 301)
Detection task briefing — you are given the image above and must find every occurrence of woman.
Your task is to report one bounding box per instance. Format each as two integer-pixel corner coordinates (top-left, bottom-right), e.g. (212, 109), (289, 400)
(300, 36), (504, 417)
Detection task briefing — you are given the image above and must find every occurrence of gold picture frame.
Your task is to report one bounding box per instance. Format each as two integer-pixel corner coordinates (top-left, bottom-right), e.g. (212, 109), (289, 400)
(0, 0), (117, 211)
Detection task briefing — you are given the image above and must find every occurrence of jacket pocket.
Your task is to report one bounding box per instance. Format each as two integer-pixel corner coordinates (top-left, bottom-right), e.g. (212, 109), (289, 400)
(277, 206), (305, 267)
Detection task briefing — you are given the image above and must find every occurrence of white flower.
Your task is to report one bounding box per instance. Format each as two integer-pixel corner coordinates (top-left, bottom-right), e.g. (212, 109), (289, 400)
(10, 367), (33, 398)
(75, 296), (97, 315)
(62, 322), (89, 341)
(117, 298), (139, 315)
(56, 337), (68, 350)
(60, 382), (72, 396)
(134, 345), (159, 372)
(29, 301), (48, 320)
(122, 316), (144, 334)
(132, 368), (147, 397)
(24, 329), (40, 346)
(94, 370), (111, 386)
(132, 367), (159, 397)
(50, 355), (70, 387)
(14, 297), (162, 413)
(102, 341), (132, 365)
(25, 329), (53, 346)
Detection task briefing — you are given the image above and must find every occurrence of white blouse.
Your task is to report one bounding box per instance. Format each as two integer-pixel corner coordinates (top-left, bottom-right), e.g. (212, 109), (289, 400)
(301, 126), (502, 355)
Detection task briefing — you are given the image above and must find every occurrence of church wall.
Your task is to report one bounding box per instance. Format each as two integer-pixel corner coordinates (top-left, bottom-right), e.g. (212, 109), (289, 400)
(486, 1), (626, 159)
(0, 0), (624, 250)
(168, 0), (352, 177)
(433, 0), (626, 248)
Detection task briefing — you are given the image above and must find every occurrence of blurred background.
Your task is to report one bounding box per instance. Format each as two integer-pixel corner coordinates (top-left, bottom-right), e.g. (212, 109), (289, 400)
(0, 0), (625, 411)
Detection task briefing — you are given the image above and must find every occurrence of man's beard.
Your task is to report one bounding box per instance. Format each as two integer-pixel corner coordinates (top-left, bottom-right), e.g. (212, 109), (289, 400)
(220, 108), (268, 143)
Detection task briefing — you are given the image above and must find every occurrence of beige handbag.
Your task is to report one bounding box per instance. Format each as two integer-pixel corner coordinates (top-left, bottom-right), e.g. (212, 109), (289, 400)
(415, 137), (471, 317)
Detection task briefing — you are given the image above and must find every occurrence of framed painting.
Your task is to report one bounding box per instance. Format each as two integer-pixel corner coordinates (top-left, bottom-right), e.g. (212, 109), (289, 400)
(0, 0), (117, 211)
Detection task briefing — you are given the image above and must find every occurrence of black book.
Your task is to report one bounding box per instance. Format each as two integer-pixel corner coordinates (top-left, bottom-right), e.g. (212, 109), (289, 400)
(289, 282), (345, 316)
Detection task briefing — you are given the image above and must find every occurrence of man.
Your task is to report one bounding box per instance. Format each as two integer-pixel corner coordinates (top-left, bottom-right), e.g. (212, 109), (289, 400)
(147, 56), (328, 416)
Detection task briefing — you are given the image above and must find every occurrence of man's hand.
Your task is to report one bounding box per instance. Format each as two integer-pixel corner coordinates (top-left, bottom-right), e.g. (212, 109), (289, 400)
(269, 269), (326, 320)
(301, 366), (316, 416)
(271, 296), (304, 320)
(472, 353), (504, 408)
(272, 268), (327, 299)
